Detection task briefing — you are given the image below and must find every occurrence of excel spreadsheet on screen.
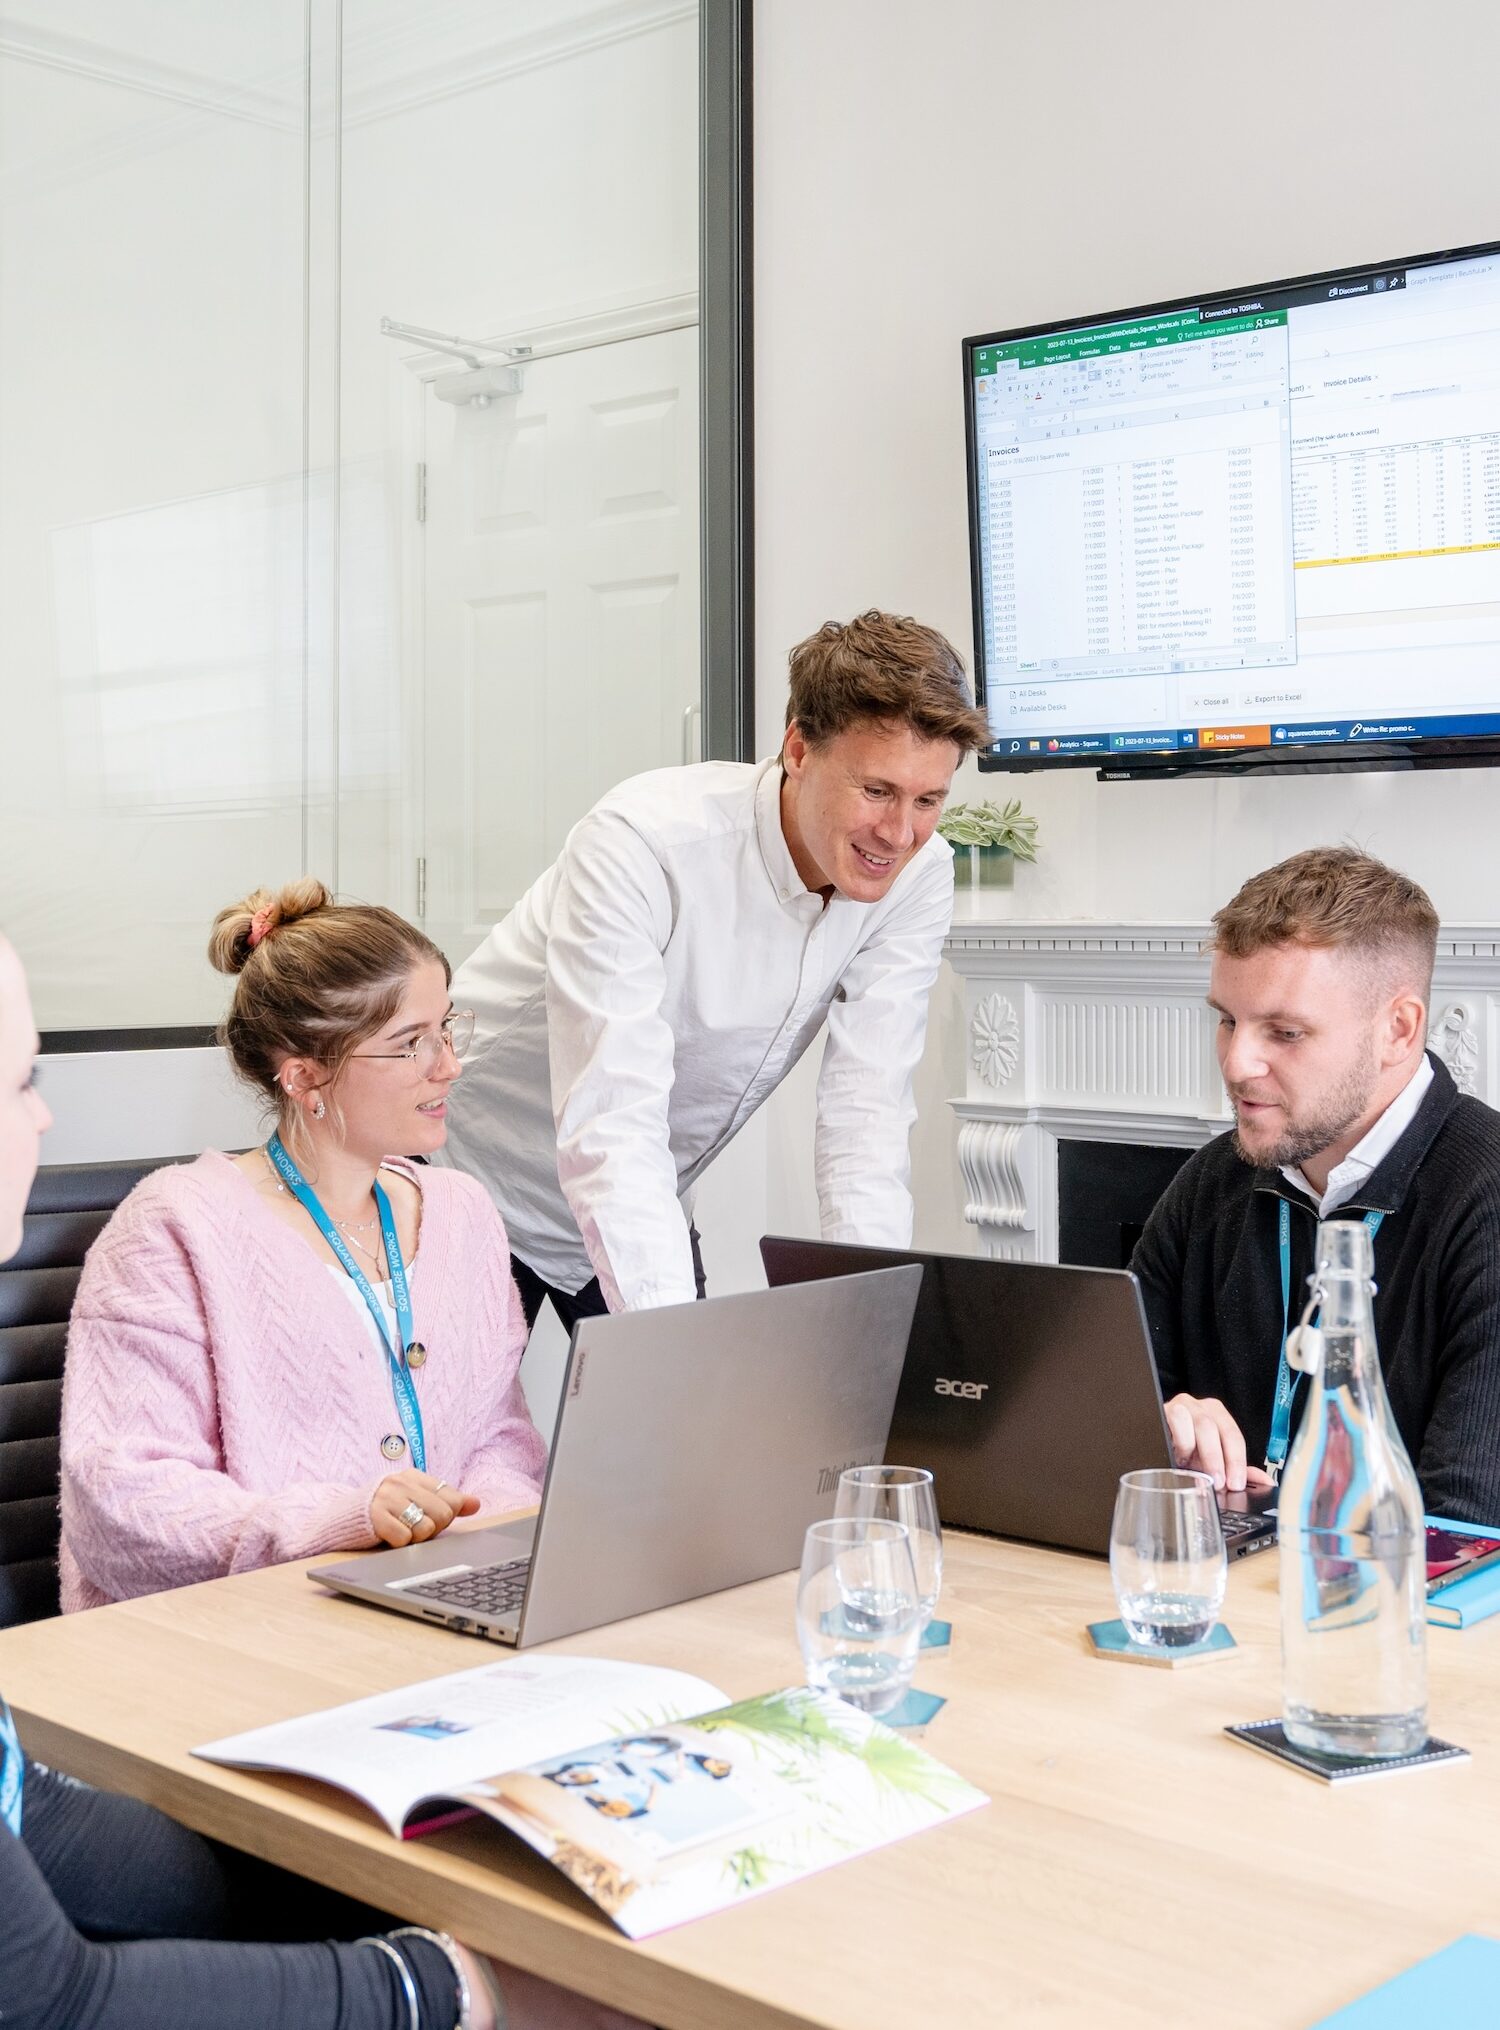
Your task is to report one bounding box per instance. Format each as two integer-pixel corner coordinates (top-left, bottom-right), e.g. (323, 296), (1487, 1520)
(965, 244), (1500, 772)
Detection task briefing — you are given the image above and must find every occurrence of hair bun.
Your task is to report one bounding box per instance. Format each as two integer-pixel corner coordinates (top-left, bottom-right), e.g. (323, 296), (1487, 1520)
(208, 877), (334, 974)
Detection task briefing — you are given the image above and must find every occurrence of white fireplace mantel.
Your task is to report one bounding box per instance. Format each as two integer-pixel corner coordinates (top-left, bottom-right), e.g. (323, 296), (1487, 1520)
(943, 912), (1500, 1263)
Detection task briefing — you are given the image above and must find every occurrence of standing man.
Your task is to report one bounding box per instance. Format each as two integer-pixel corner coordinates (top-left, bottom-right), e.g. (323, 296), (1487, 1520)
(1131, 847), (1500, 1522)
(443, 610), (991, 1323)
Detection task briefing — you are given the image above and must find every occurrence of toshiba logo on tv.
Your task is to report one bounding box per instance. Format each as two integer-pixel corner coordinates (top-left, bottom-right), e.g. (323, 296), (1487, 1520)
(935, 1378), (988, 1399)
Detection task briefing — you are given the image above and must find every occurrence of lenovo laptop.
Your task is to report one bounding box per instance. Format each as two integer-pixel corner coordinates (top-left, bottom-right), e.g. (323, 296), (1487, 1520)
(759, 1238), (1277, 1561)
(309, 1264), (922, 1646)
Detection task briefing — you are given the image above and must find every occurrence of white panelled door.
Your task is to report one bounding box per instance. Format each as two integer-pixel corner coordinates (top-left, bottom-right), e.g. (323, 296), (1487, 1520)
(420, 325), (700, 965)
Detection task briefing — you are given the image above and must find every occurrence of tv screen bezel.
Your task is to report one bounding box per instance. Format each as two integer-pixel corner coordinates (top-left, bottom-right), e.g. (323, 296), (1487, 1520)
(963, 238), (1500, 780)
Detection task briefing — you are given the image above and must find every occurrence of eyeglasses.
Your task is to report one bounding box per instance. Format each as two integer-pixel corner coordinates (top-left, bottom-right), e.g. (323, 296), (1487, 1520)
(353, 1010), (476, 1077)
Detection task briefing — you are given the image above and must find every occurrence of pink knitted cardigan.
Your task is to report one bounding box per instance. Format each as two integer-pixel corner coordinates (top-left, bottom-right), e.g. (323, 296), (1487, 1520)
(59, 1152), (547, 1611)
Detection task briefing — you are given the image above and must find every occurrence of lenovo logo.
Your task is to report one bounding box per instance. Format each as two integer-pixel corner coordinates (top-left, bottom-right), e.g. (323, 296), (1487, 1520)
(935, 1378), (988, 1400)
(817, 1459), (873, 1494)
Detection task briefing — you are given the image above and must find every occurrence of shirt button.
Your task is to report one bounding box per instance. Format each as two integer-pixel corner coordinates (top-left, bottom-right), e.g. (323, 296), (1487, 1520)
(380, 1434), (406, 1461)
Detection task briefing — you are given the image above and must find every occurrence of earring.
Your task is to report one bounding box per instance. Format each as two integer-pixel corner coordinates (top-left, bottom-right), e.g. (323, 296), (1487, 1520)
(312, 1098), (326, 1121)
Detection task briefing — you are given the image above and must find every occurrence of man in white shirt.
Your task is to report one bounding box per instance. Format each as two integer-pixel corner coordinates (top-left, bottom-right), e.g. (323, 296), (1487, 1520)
(443, 610), (991, 1323)
(1130, 847), (1500, 1521)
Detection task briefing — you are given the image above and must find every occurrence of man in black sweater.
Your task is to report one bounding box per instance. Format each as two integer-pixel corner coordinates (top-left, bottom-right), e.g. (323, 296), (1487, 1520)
(1131, 846), (1500, 1524)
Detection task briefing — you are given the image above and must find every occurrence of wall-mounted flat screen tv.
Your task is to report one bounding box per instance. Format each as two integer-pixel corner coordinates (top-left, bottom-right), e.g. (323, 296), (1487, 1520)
(964, 241), (1500, 777)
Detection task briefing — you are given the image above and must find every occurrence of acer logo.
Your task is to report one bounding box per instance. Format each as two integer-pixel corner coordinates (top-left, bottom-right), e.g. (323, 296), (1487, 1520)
(935, 1378), (988, 1400)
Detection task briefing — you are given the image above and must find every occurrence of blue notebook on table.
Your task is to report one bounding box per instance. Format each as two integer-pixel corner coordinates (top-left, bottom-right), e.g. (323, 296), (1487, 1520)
(1424, 1515), (1500, 1629)
(1313, 1935), (1500, 2026)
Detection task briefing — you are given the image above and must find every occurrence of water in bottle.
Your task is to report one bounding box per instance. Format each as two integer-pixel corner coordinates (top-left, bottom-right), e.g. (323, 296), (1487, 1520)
(1279, 1218), (1427, 1758)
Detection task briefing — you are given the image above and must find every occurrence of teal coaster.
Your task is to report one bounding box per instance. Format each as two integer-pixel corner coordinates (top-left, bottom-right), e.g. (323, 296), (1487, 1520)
(820, 1608), (951, 1644)
(1086, 1618), (1237, 1668)
(882, 1687), (946, 1730)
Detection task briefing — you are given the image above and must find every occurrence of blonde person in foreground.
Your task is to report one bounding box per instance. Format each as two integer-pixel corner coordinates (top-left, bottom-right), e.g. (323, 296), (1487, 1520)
(59, 881), (549, 1611)
(2, 933), (642, 2030)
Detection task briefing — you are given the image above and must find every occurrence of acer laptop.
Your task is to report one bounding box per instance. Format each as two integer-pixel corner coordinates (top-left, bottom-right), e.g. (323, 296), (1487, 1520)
(309, 1265), (922, 1646)
(759, 1238), (1277, 1561)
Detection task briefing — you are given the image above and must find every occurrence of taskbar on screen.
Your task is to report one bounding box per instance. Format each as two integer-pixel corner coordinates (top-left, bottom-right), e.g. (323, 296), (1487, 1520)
(988, 709), (1500, 763)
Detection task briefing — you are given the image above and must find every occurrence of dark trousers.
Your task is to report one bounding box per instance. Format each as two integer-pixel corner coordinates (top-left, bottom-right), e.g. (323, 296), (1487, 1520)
(3, 1761), (456, 2030)
(511, 1225), (708, 1333)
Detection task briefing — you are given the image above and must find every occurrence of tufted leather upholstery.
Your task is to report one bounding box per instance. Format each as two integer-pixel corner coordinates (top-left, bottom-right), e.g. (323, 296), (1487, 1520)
(0, 1157), (184, 1626)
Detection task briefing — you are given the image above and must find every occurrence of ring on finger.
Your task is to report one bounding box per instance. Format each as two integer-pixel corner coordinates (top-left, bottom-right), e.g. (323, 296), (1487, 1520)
(399, 1501), (426, 1530)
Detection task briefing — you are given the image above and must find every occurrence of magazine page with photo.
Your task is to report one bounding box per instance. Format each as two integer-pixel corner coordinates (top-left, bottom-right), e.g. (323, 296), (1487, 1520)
(197, 1666), (987, 1936)
(464, 1687), (987, 1939)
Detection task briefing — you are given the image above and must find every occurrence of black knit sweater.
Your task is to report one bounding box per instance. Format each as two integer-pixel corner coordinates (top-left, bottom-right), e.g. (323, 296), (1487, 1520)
(1130, 1054), (1500, 1523)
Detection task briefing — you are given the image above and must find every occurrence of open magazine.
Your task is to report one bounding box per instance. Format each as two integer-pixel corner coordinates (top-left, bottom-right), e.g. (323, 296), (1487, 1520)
(196, 1655), (986, 1938)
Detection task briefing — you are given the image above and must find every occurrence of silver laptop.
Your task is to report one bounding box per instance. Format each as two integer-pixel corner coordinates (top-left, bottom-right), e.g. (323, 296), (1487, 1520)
(760, 1238), (1278, 1561)
(309, 1265), (922, 1646)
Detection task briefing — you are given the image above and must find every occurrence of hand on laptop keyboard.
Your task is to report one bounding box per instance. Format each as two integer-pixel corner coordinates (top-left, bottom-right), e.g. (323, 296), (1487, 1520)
(1163, 1393), (1275, 1495)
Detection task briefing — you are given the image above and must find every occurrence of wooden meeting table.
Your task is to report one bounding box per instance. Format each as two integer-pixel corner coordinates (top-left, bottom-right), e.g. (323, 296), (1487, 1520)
(1, 1527), (1495, 2030)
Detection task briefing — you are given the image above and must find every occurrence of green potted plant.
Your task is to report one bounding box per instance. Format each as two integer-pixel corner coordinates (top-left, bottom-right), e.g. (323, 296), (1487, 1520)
(938, 798), (1039, 889)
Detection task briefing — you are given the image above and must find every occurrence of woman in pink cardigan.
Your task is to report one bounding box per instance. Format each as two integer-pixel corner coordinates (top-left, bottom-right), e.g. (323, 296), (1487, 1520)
(60, 879), (548, 1611)
(5, 925), (640, 2030)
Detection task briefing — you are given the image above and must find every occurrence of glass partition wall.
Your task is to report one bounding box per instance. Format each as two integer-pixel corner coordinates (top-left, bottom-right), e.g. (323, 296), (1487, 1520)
(0, 0), (713, 1031)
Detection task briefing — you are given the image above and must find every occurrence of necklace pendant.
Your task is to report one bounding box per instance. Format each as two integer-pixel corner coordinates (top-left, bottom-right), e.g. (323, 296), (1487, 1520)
(380, 1433), (407, 1461)
(405, 1342), (428, 1369)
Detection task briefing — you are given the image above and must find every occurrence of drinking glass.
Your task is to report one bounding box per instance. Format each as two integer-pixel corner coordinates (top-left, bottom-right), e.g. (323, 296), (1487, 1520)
(1109, 1468), (1226, 1649)
(796, 1517), (922, 1714)
(836, 1465), (943, 1627)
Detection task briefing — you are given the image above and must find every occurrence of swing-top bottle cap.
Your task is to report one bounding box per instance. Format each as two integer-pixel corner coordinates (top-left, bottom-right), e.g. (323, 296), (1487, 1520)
(1315, 1219), (1374, 1278)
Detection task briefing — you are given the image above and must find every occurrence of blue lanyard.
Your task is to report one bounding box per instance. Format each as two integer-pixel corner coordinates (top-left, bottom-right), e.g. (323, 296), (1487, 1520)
(0, 1699), (24, 1839)
(266, 1136), (426, 1473)
(1269, 1198), (1385, 1474)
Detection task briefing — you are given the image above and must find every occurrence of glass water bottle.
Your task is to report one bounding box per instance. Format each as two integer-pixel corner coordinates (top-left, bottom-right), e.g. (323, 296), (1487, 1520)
(1278, 1218), (1427, 1758)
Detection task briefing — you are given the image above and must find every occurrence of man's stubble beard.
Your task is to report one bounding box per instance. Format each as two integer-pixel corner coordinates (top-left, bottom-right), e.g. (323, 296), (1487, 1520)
(1230, 1050), (1380, 1173)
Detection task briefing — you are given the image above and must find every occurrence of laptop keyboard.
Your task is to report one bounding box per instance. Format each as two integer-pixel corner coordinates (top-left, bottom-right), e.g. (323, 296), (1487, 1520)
(410, 1559), (530, 1618)
(1219, 1509), (1268, 1540)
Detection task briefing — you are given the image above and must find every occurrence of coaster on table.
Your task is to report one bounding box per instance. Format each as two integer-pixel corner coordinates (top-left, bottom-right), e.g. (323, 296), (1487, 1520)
(1225, 1720), (1470, 1784)
(1086, 1618), (1237, 1667)
(881, 1688), (946, 1731)
(822, 1607), (952, 1647)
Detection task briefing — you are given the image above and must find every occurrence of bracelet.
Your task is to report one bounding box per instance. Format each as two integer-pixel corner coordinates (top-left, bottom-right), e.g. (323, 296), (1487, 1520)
(357, 1935), (421, 2030)
(472, 1955), (510, 2030)
(389, 1926), (473, 2030)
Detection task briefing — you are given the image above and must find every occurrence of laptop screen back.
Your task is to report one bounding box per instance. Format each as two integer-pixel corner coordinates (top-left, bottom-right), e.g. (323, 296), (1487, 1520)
(516, 1263), (922, 1645)
(760, 1238), (1173, 1557)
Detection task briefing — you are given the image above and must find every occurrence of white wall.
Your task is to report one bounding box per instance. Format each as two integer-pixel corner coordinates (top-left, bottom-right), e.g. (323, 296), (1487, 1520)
(750, 0), (1500, 1261)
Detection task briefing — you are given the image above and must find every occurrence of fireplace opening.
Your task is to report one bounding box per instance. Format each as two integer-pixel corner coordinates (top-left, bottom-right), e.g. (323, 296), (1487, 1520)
(1057, 1140), (1196, 1270)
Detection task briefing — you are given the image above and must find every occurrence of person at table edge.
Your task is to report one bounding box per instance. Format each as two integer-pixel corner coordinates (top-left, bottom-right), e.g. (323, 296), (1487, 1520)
(440, 609), (991, 1323)
(1131, 845), (1500, 1524)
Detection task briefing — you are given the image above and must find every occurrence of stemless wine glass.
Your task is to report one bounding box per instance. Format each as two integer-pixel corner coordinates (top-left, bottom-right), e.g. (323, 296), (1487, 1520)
(1109, 1468), (1226, 1649)
(796, 1517), (922, 1715)
(836, 1465), (943, 1628)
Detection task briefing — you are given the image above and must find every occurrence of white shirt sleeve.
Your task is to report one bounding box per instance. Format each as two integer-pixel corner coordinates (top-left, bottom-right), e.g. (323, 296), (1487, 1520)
(542, 808), (699, 1313)
(813, 849), (955, 1247)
